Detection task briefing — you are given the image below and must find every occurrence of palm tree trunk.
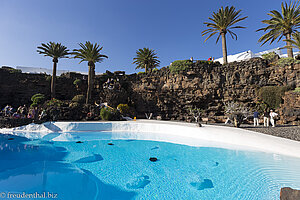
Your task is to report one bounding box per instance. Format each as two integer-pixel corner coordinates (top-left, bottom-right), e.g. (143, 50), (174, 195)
(86, 65), (93, 104)
(221, 32), (228, 64)
(145, 64), (147, 73)
(286, 33), (294, 58)
(51, 61), (57, 99)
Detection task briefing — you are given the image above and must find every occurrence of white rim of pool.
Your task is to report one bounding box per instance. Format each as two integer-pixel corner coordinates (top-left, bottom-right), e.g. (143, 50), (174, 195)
(1, 120), (300, 158)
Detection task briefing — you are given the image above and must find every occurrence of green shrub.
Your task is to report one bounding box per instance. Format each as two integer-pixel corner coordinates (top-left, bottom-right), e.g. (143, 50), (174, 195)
(258, 86), (290, 109)
(255, 101), (268, 113)
(100, 107), (114, 120)
(117, 104), (130, 114)
(72, 95), (85, 103)
(2, 67), (22, 73)
(9, 68), (21, 73)
(169, 60), (193, 73)
(276, 57), (300, 67)
(137, 71), (145, 75)
(30, 93), (45, 107)
(196, 60), (213, 65)
(73, 79), (82, 86)
(47, 98), (63, 107)
(294, 87), (300, 93)
(261, 52), (277, 61)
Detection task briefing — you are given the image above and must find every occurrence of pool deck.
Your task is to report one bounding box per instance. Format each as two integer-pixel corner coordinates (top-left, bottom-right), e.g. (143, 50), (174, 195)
(1, 120), (300, 158)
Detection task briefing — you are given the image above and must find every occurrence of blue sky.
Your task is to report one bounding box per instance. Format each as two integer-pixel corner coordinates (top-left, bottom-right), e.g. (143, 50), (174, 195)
(0, 0), (288, 74)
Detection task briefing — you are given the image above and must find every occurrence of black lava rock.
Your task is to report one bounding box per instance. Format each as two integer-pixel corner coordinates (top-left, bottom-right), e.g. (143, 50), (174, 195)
(149, 157), (158, 162)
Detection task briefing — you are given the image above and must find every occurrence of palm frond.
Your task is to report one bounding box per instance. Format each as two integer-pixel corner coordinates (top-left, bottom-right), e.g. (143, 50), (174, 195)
(72, 41), (108, 65)
(37, 42), (70, 60)
(202, 6), (247, 43)
(257, 0), (300, 45)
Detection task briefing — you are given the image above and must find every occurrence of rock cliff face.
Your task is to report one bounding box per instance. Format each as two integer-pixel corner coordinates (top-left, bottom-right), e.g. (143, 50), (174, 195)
(0, 58), (299, 124)
(105, 58), (298, 123)
(0, 69), (80, 107)
(278, 91), (300, 125)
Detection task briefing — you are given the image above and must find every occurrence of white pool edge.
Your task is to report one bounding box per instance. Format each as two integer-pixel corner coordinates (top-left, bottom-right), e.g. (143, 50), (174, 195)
(1, 120), (300, 158)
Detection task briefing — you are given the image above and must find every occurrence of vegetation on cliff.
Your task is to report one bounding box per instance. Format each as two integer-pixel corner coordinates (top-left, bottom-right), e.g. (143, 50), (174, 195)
(30, 93), (45, 108)
(169, 60), (193, 73)
(258, 86), (290, 109)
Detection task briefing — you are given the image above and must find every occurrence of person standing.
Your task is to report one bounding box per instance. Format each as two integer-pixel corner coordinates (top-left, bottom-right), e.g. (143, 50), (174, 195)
(253, 111), (259, 126)
(270, 110), (278, 127)
(263, 109), (269, 127)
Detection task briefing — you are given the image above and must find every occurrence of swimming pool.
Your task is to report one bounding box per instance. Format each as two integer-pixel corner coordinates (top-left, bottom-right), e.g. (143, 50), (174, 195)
(0, 121), (300, 199)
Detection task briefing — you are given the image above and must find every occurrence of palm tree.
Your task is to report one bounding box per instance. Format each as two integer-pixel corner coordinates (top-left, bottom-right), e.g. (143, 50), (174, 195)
(202, 6), (248, 64)
(72, 41), (108, 104)
(37, 42), (70, 99)
(133, 48), (160, 73)
(257, 1), (300, 58)
(283, 31), (300, 49)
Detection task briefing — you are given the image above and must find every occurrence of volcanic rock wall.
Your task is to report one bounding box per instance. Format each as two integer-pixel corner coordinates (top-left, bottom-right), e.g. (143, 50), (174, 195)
(0, 69), (81, 107)
(0, 58), (299, 123)
(111, 58), (299, 122)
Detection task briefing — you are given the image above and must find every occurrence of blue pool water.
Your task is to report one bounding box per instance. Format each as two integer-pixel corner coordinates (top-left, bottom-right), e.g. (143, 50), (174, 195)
(1, 133), (300, 200)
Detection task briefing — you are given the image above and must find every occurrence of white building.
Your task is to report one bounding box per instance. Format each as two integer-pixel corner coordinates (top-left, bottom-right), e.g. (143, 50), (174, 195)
(215, 48), (299, 64)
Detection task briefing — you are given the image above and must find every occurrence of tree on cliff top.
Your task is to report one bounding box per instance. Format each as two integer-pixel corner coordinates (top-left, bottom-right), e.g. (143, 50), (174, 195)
(202, 6), (247, 64)
(72, 41), (108, 104)
(257, 1), (300, 58)
(283, 31), (300, 51)
(133, 48), (160, 73)
(37, 42), (70, 99)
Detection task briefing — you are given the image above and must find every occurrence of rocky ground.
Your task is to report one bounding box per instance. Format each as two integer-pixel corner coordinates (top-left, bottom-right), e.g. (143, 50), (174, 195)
(241, 124), (300, 141)
(207, 122), (300, 141)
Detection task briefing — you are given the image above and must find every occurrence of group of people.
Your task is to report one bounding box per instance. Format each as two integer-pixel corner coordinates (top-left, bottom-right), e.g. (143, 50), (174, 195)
(253, 109), (278, 127)
(207, 57), (215, 61)
(0, 105), (47, 120)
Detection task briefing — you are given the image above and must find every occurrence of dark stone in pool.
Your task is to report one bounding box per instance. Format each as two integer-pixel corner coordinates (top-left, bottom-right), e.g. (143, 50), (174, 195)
(191, 179), (214, 190)
(108, 143), (114, 145)
(76, 141), (83, 143)
(215, 162), (219, 166)
(7, 138), (14, 140)
(149, 157), (158, 162)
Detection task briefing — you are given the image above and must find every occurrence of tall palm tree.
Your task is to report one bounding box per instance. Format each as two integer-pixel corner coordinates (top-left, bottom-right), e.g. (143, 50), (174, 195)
(283, 31), (300, 50)
(133, 48), (160, 73)
(37, 42), (70, 99)
(202, 6), (248, 64)
(257, 1), (300, 58)
(72, 41), (108, 104)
